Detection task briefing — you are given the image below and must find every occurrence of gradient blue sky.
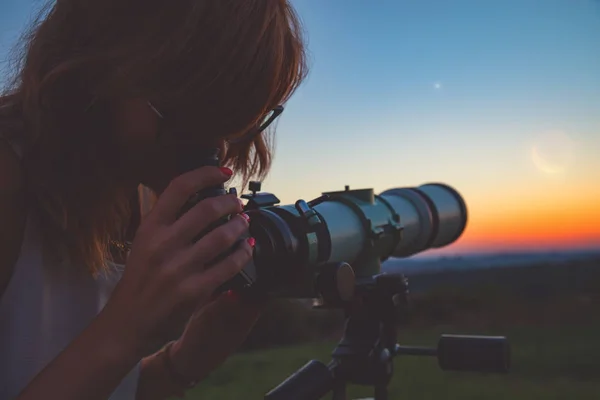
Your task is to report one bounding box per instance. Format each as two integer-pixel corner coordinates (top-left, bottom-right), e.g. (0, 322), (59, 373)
(1, 0), (599, 255)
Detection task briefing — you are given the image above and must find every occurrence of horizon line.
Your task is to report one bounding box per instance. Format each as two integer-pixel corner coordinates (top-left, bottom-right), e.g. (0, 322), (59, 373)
(411, 246), (600, 259)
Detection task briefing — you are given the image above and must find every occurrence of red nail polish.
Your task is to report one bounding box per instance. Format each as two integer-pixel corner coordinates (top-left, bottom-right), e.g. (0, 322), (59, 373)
(240, 213), (250, 223)
(219, 167), (233, 177)
(226, 289), (240, 302)
(247, 237), (256, 247)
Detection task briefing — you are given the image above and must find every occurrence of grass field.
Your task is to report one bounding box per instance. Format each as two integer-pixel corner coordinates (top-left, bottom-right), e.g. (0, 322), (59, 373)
(184, 319), (600, 399)
(180, 259), (600, 399)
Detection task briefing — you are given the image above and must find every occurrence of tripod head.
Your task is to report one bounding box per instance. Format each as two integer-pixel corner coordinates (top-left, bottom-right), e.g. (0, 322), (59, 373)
(264, 271), (510, 400)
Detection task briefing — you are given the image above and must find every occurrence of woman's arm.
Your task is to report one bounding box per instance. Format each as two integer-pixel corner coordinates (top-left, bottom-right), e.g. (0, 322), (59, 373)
(136, 291), (265, 400)
(19, 316), (194, 400)
(15, 300), (145, 400)
(137, 350), (189, 400)
(0, 140), (142, 400)
(0, 142), (171, 400)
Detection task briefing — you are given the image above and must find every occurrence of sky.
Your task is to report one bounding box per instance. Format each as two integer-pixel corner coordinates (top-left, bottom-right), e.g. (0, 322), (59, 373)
(1, 0), (599, 257)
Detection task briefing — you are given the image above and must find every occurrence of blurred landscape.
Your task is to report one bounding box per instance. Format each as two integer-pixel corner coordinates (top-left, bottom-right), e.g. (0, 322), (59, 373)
(183, 249), (600, 399)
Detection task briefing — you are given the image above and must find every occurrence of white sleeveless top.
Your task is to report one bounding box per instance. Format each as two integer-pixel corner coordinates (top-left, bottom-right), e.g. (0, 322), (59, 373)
(0, 141), (140, 399)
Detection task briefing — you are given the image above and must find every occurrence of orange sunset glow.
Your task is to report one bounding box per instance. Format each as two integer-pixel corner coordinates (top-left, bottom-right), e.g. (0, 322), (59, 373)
(447, 182), (600, 253)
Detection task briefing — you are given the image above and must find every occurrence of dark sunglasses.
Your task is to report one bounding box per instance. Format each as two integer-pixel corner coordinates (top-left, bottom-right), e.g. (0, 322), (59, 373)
(147, 101), (284, 145)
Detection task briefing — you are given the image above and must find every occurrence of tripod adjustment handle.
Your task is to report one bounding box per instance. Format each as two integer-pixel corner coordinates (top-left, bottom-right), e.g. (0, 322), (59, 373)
(437, 334), (510, 374)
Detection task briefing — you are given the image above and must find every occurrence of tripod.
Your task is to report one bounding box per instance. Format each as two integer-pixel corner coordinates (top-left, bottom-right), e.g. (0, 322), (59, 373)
(264, 272), (510, 400)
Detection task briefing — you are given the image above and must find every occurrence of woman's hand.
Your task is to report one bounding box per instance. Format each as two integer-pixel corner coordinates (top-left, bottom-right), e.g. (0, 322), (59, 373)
(16, 166), (252, 400)
(107, 166), (253, 358)
(168, 290), (265, 384)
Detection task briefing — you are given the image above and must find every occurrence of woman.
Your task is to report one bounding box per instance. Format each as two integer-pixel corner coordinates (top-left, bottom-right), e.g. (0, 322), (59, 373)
(0, 0), (307, 399)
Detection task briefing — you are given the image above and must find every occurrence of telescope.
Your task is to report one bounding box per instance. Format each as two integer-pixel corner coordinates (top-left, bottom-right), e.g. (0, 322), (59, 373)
(181, 149), (511, 400)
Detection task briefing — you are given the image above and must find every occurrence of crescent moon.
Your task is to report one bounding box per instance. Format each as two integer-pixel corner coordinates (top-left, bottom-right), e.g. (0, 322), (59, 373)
(531, 145), (564, 175)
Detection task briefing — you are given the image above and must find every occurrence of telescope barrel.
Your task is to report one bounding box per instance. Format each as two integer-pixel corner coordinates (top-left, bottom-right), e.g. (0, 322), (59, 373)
(380, 183), (468, 258)
(238, 182), (469, 295)
(306, 199), (366, 264)
(310, 183), (468, 269)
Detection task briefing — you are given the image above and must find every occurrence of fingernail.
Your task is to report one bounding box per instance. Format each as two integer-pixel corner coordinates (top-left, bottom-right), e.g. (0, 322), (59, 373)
(247, 237), (256, 247)
(219, 167), (233, 177)
(240, 213), (250, 224)
(226, 289), (240, 302)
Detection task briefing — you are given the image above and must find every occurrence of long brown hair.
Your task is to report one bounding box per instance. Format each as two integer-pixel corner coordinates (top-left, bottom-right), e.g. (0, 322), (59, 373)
(0, 0), (308, 275)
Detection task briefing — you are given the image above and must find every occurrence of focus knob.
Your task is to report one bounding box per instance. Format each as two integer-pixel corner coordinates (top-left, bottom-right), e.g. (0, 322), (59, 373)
(316, 262), (356, 306)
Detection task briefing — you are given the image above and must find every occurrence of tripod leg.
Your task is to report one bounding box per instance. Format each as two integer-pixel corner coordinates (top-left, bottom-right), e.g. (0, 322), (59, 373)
(331, 381), (346, 400)
(374, 385), (387, 400)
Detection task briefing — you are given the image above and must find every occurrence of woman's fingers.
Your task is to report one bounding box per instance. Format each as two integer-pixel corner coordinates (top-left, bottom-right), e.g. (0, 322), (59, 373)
(148, 166), (233, 226)
(183, 213), (250, 266)
(180, 238), (255, 300)
(170, 193), (243, 243)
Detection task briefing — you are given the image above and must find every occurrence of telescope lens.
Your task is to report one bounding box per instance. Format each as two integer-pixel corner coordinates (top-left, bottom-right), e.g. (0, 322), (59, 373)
(380, 183), (467, 258)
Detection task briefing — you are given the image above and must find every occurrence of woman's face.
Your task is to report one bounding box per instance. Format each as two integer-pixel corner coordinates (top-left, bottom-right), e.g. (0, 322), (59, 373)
(112, 98), (224, 194)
